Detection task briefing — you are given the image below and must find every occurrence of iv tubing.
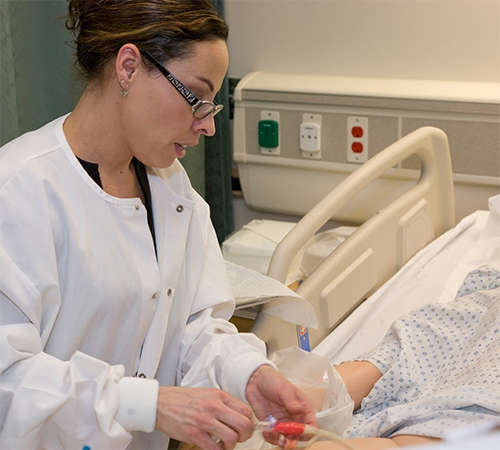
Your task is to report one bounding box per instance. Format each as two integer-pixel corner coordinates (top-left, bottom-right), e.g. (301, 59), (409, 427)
(256, 421), (357, 450)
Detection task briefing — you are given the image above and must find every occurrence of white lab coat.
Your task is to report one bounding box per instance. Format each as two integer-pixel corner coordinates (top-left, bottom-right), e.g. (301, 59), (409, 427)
(0, 115), (270, 450)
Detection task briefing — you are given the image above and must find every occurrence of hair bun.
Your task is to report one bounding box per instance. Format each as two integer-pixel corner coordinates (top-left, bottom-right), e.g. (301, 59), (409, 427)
(65, 0), (228, 81)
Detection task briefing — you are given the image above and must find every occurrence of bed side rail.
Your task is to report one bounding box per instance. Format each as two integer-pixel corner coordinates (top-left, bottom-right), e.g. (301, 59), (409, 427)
(252, 127), (455, 354)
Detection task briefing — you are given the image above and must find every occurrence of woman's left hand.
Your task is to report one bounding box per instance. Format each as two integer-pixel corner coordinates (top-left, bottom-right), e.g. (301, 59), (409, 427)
(245, 365), (318, 445)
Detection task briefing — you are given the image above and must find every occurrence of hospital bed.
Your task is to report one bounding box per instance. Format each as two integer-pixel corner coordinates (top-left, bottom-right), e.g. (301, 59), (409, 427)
(247, 126), (458, 355)
(227, 71), (499, 356)
(229, 124), (500, 450)
(225, 72), (500, 450)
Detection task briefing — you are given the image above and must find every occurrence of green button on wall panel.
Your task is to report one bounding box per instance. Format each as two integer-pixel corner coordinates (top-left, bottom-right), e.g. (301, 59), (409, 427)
(258, 120), (279, 148)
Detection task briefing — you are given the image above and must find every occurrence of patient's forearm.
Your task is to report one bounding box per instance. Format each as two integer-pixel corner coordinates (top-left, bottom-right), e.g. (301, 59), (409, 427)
(307, 435), (441, 449)
(307, 437), (400, 449)
(335, 360), (383, 410)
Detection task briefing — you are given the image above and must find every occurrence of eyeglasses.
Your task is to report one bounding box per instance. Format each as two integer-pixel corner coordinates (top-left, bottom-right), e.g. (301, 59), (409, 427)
(139, 49), (224, 120)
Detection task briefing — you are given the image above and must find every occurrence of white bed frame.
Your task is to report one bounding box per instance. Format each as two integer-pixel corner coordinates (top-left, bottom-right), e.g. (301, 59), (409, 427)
(250, 127), (456, 355)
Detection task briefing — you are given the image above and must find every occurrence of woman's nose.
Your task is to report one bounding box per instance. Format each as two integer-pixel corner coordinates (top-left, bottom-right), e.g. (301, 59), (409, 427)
(194, 114), (216, 137)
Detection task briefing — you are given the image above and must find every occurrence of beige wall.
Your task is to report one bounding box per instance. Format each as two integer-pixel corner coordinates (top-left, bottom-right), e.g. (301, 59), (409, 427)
(225, 0), (500, 83)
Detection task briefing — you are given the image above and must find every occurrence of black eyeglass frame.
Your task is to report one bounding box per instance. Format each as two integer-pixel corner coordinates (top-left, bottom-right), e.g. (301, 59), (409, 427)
(139, 49), (224, 120)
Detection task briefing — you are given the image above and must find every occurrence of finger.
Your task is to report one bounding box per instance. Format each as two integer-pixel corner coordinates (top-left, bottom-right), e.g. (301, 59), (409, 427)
(285, 393), (318, 425)
(262, 429), (281, 446)
(303, 407), (318, 427)
(185, 423), (240, 450)
(280, 387), (309, 413)
(207, 423), (243, 449)
(222, 393), (255, 421)
(276, 388), (318, 426)
(211, 429), (238, 450)
(262, 429), (310, 446)
(196, 433), (229, 450)
(216, 403), (255, 443)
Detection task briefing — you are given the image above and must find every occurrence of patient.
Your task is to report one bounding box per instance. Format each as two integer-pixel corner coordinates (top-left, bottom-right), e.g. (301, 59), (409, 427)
(275, 266), (500, 449)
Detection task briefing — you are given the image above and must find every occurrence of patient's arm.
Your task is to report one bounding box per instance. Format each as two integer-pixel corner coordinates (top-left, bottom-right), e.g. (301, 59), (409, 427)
(323, 362), (441, 448)
(334, 360), (383, 410)
(306, 435), (441, 449)
(242, 362), (442, 450)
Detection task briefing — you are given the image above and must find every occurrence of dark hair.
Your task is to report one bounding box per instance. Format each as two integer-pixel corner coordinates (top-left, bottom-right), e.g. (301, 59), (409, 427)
(66, 0), (229, 81)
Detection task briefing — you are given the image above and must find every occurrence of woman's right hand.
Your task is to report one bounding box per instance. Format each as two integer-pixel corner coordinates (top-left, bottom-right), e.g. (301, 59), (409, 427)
(155, 386), (255, 450)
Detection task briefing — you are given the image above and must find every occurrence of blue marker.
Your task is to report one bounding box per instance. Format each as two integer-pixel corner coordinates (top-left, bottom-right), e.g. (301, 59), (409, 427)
(297, 325), (311, 351)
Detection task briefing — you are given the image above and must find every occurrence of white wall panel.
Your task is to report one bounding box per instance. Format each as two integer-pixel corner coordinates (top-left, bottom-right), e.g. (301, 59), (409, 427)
(225, 0), (500, 83)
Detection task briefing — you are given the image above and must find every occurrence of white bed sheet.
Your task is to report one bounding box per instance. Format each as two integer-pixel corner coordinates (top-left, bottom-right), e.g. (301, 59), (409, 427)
(314, 193), (500, 365)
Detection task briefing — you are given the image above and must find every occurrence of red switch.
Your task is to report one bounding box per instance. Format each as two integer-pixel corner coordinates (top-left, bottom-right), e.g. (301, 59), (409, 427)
(352, 142), (364, 153)
(352, 126), (364, 138)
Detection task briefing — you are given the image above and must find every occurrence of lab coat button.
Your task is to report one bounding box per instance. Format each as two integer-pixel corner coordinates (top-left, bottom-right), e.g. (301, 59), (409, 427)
(176, 205), (183, 213)
(152, 292), (159, 299)
(167, 288), (172, 296)
(135, 204), (140, 211)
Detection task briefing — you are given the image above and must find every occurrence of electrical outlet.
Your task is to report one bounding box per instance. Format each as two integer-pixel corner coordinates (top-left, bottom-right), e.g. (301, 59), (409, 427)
(301, 113), (322, 159)
(347, 116), (368, 163)
(300, 123), (320, 150)
(260, 110), (280, 155)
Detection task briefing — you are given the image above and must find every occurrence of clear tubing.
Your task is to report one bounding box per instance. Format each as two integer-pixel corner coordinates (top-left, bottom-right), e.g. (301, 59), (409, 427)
(255, 419), (357, 450)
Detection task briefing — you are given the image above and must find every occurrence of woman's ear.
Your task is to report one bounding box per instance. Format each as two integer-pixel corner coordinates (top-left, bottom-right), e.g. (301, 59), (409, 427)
(115, 44), (141, 85)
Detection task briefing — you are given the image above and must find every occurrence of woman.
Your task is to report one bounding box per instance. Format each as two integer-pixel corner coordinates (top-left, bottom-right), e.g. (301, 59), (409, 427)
(0, 1), (315, 449)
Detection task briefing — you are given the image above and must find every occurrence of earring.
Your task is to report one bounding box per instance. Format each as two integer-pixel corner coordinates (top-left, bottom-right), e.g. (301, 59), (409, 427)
(119, 79), (129, 98)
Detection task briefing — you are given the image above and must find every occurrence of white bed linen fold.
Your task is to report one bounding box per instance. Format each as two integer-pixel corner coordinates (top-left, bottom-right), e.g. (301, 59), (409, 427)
(314, 193), (500, 364)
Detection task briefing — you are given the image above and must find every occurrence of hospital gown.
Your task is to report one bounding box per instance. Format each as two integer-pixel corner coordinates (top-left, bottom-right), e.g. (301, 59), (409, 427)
(344, 266), (500, 439)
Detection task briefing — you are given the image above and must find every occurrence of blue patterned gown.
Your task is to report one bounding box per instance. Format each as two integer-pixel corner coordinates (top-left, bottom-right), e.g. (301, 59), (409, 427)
(344, 266), (500, 439)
